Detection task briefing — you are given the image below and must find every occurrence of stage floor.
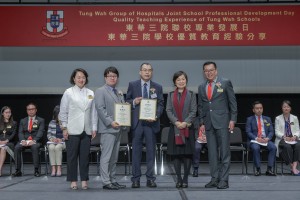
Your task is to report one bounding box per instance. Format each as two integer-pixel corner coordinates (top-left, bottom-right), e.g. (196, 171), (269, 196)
(0, 163), (299, 200)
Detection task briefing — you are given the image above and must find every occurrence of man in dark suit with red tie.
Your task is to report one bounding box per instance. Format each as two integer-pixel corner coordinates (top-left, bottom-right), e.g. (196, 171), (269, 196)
(246, 101), (277, 176)
(198, 61), (237, 189)
(12, 103), (45, 177)
(126, 63), (164, 188)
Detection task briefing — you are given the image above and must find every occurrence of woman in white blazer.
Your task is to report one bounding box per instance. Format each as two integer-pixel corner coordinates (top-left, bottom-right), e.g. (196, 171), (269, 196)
(275, 100), (300, 175)
(59, 68), (97, 189)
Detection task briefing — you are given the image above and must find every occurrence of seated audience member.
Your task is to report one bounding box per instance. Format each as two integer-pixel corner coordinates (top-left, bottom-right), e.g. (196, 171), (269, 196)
(275, 100), (300, 175)
(0, 106), (17, 176)
(246, 101), (277, 176)
(13, 103), (45, 177)
(192, 128), (207, 177)
(47, 105), (65, 177)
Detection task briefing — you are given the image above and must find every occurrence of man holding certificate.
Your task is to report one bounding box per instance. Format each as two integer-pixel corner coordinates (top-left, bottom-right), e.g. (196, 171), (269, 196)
(94, 66), (128, 190)
(126, 63), (164, 188)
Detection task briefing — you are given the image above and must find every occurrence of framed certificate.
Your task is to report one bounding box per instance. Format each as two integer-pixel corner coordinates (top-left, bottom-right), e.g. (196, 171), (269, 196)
(139, 99), (157, 120)
(114, 103), (131, 126)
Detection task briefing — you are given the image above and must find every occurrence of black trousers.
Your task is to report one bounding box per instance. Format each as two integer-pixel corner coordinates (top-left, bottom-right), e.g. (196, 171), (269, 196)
(14, 143), (41, 170)
(66, 132), (91, 182)
(279, 139), (300, 165)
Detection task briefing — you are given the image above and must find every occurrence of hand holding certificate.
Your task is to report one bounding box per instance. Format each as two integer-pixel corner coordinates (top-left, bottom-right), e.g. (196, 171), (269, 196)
(139, 99), (157, 121)
(114, 103), (131, 126)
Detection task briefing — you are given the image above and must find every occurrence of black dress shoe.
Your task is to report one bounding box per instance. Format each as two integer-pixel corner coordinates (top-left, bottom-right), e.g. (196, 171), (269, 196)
(103, 183), (119, 190)
(217, 181), (229, 189)
(112, 182), (126, 189)
(146, 180), (157, 188)
(205, 180), (218, 188)
(12, 170), (22, 177)
(192, 169), (198, 177)
(182, 183), (188, 188)
(254, 169), (261, 176)
(266, 169), (276, 176)
(131, 181), (140, 188)
(176, 182), (182, 188)
(34, 170), (40, 177)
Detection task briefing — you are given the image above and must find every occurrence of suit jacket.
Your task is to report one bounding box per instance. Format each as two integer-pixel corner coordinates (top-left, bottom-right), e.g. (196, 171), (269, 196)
(0, 121), (17, 142)
(126, 79), (164, 133)
(275, 114), (300, 156)
(59, 86), (94, 135)
(246, 115), (274, 143)
(18, 116), (45, 142)
(166, 90), (197, 127)
(198, 77), (237, 130)
(94, 85), (129, 134)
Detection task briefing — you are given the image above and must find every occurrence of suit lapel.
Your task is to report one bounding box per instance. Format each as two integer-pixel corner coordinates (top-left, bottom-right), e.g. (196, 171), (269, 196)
(253, 116), (259, 136)
(202, 83), (207, 100)
(83, 90), (90, 111)
(24, 117), (29, 131)
(211, 77), (221, 100)
(149, 81), (154, 98)
(262, 116), (268, 135)
(105, 85), (119, 103)
(72, 87), (86, 111)
(137, 80), (142, 97)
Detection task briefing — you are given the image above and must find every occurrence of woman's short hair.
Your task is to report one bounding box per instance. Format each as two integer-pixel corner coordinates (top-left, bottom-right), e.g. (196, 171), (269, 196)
(172, 71), (188, 86)
(281, 100), (292, 108)
(69, 68), (89, 85)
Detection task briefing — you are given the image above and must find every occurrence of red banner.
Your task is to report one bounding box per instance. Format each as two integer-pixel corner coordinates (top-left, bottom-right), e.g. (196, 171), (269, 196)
(0, 5), (299, 46)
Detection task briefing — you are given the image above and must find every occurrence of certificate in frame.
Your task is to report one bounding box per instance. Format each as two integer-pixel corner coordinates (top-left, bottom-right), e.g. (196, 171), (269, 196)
(139, 99), (157, 120)
(114, 103), (131, 126)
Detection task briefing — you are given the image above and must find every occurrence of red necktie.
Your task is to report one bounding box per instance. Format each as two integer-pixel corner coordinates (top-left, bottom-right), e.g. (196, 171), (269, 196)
(198, 128), (203, 138)
(207, 82), (212, 100)
(28, 118), (33, 132)
(257, 117), (262, 138)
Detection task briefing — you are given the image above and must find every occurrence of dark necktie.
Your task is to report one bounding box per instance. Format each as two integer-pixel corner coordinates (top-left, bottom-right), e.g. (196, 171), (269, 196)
(143, 83), (148, 98)
(113, 88), (118, 97)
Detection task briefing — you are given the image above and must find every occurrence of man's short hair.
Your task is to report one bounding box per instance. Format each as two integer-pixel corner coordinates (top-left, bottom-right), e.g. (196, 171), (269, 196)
(26, 102), (37, 109)
(203, 61), (217, 70)
(140, 63), (152, 70)
(104, 66), (119, 78)
(252, 101), (262, 108)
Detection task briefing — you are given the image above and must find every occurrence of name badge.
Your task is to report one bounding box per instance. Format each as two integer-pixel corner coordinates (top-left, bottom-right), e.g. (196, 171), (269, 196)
(88, 95), (94, 99)
(150, 93), (157, 99)
(217, 89), (223, 93)
(6, 125), (11, 129)
(33, 124), (38, 128)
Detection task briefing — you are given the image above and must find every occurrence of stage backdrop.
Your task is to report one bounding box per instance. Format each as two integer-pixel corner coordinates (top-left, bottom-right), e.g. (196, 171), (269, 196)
(0, 5), (299, 46)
